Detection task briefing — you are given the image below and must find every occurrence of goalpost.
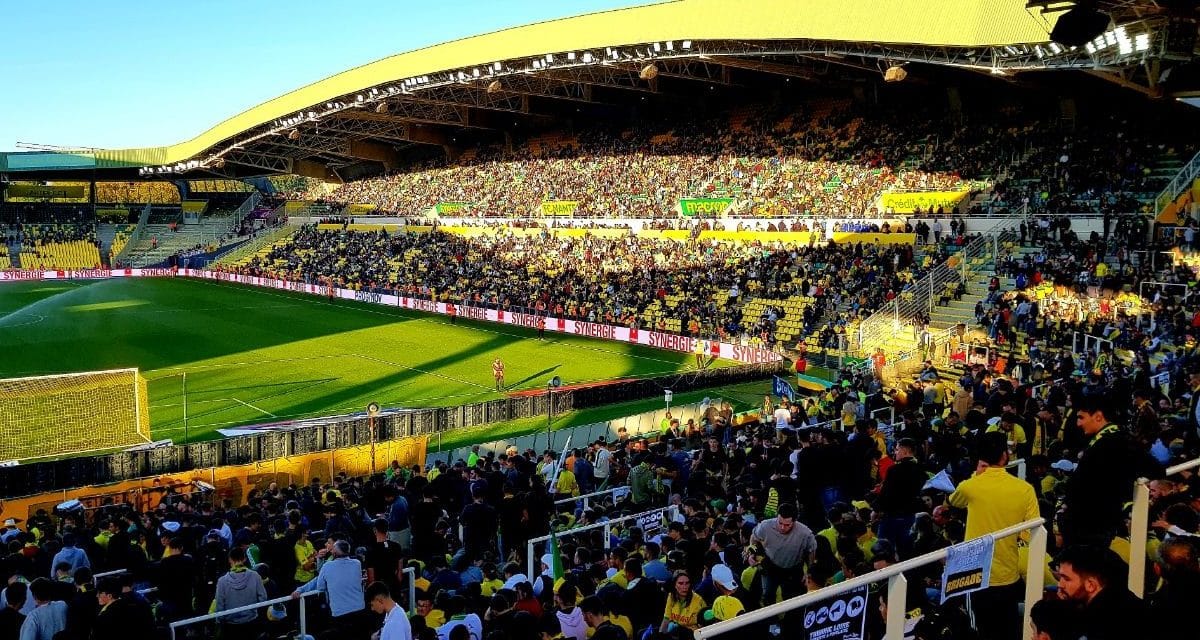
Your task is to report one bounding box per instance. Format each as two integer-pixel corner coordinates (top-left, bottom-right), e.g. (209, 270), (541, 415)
(0, 368), (151, 462)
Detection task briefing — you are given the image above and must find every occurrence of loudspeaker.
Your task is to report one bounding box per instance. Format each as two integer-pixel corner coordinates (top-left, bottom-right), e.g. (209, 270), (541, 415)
(1051, 6), (1111, 48)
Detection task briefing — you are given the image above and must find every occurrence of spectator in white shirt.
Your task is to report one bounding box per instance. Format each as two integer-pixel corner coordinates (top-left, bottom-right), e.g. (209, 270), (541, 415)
(367, 581), (412, 640)
(773, 401), (792, 430)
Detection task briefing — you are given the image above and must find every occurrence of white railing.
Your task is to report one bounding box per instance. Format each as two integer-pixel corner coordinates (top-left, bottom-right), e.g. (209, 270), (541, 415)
(170, 591), (319, 640)
(1155, 149), (1200, 216)
(1128, 456), (1200, 597)
(693, 518), (1048, 640)
(526, 504), (679, 579)
(854, 224), (1019, 356)
(553, 485), (632, 511)
(224, 192), (262, 240)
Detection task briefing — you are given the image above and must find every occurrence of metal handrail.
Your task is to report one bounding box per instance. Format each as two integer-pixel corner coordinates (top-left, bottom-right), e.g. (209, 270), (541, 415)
(854, 224), (1019, 356)
(694, 517), (1048, 640)
(170, 591), (319, 640)
(527, 504), (679, 579)
(1128, 456), (1200, 597)
(553, 485), (630, 510)
(1154, 149), (1200, 216)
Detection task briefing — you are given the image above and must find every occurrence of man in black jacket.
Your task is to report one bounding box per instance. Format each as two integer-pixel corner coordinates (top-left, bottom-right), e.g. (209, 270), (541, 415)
(90, 578), (154, 640)
(1060, 395), (1162, 547)
(1054, 545), (1149, 640)
(875, 438), (927, 558)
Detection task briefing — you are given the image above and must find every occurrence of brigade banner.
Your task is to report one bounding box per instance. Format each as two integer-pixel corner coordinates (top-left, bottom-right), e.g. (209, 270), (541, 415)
(540, 200), (579, 216)
(346, 203), (378, 215)
(6, 184), (87, 199)
(880, 190), (969, 213)
(435, 202), (471, 215)
(679, 197), (733, 217)
(181, 200), (208, 214)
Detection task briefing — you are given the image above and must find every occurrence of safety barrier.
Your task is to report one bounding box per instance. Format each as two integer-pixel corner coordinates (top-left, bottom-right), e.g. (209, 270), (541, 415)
(693, 517), (1047, 640)
(526, 504), (679, 579)
(170, 591), (319, 640)
(554, 485), (632, 511)
(1128, 456), (1200, 597)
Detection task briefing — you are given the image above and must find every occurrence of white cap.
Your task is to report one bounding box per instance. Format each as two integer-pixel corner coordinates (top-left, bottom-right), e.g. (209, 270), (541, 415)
(1050, 460), (1077, 472)
(710, 564), (738, 591)
(987, 416), (1002, 427)
(2, 519), (16, 527)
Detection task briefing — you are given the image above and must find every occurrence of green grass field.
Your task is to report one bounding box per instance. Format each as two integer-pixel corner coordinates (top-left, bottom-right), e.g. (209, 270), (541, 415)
(0, 277), (728, 444)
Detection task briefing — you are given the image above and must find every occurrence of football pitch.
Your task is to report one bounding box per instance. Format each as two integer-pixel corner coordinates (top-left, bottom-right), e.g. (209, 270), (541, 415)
(0, 277), (721, 443)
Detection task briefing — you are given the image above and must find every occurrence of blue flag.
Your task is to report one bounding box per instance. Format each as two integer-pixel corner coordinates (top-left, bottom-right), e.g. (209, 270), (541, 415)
(772, 376), (795, 402)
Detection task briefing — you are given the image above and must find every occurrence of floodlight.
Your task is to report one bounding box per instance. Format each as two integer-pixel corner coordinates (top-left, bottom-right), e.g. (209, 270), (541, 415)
(639, 63), (659, 80)
(1052, 5), (1111, 48)
(883, 65), (907, 82)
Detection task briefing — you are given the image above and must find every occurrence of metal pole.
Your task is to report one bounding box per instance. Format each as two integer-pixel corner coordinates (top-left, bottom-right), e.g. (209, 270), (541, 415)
(885, 574), (908, 640)
(1023, 526), (1048, 640)
(1128, 480), (1151, 597)
(299, 593), (307, 640)
(546, 387), (553, 451)
(370, 415), (377, 475)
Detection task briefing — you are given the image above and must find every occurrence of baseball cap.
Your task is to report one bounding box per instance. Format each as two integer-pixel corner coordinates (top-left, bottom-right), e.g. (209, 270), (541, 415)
(710, 564), (738, 591)
(1050, 460), (1077, 472)
(987, 416), (1002, 427)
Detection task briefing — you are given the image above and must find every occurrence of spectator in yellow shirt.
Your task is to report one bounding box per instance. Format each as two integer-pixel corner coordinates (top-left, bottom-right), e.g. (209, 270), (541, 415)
(947, 432), (1039, 640)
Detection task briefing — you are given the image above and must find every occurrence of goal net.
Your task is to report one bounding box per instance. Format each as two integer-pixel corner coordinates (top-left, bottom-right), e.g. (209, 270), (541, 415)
(0, 368), (151, 461)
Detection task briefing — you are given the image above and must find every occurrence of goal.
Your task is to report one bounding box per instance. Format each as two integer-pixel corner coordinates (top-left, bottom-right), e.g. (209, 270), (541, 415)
(0, 368), (151, 461)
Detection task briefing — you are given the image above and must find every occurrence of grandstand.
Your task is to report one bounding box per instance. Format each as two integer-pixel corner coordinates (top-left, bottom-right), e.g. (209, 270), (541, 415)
(2, 3), (1200, 640)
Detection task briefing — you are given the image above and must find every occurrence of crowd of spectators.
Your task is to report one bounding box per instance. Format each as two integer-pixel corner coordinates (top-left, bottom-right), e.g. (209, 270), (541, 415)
(320, 100), (1032, 220)
(233, 225), (963, 348)
(3, 338), (1199, 640)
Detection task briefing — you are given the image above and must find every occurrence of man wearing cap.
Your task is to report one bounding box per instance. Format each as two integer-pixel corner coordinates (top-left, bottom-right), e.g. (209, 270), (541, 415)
(706, 564), (746, 622)
(1, 520), (21, 545)
(947, 432), (1039, 640)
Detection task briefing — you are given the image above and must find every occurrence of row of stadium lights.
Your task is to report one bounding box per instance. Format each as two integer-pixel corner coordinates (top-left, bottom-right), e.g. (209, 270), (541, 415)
(140, 40), (695, 176)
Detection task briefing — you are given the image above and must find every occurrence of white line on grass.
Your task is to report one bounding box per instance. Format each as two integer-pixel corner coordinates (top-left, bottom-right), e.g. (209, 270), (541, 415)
(352, 353), (494, 391)
(186, 277), (689, 368)
(230, 397), (277, 417)
(145, 353), (350, 377)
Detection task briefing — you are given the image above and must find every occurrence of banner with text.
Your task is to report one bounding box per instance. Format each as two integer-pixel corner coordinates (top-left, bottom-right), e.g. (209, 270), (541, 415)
(435, 202), (471, 215)
(540, 200), (579, 216)
(802, 585), (869, 640)
(0, 268), (784, 366)
(940, 535), (995, 602)
(6, 184), (87, 199)
(346, 203), (378, 215)
(880, 190), (968, 213)
(679, 197), (734, 217)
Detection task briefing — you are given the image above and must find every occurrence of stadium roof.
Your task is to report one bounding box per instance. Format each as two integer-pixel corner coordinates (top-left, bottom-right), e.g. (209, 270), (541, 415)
(1, 0), (1195, 181)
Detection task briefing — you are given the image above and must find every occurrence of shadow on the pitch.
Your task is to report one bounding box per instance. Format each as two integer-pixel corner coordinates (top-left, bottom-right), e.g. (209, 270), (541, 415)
(506, 364), (562, 390)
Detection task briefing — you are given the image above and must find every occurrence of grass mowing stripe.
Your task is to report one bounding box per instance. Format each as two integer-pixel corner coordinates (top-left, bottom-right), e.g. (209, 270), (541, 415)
(0, 277), (728, 445)
(186, 277), (690, 368)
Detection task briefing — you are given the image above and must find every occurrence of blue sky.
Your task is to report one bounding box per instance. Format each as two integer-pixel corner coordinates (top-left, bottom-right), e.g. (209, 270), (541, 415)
(0, 0), (641, 152)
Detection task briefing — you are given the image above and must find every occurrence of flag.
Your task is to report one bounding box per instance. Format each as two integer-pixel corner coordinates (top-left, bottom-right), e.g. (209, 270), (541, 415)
(547, 531), (565, 580)
(923, 470), (957, 493)
(772, 376), (795, 402)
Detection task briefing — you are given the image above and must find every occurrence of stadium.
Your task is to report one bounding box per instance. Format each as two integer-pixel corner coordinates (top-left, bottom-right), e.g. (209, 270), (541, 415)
(1, 0), (1199, 638)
